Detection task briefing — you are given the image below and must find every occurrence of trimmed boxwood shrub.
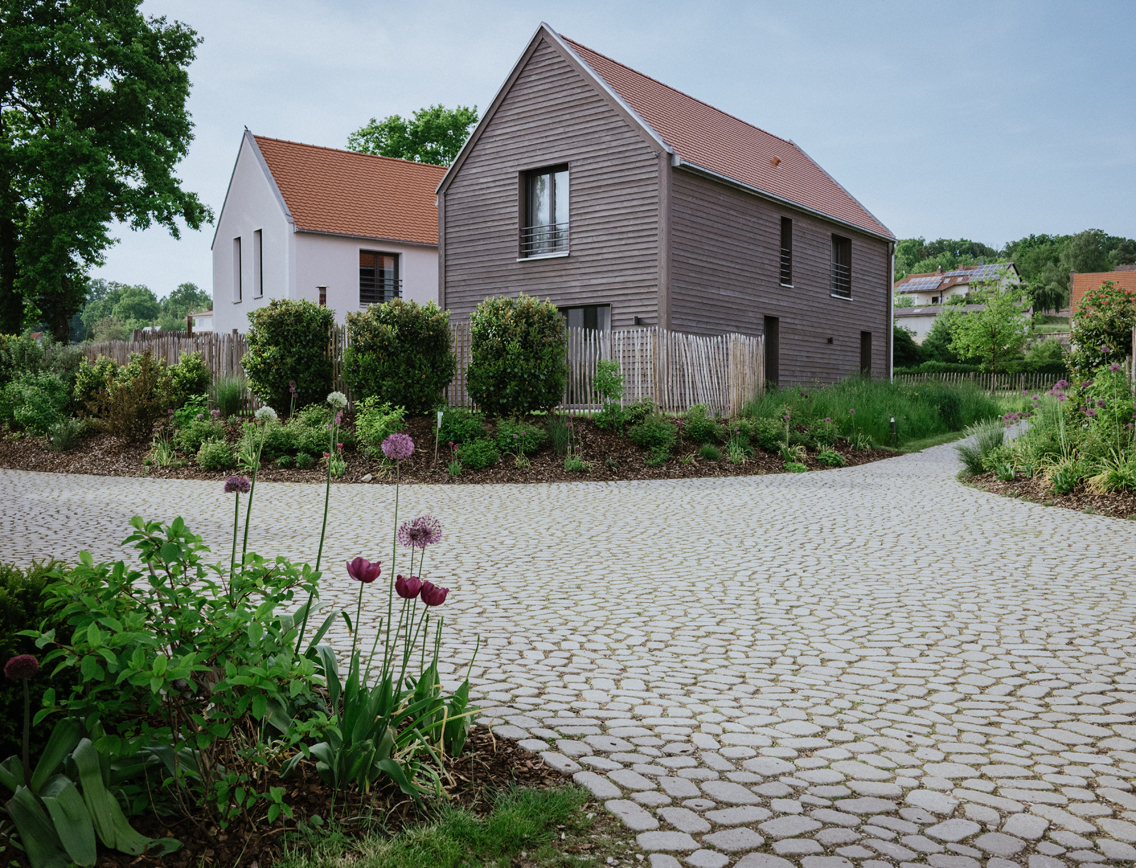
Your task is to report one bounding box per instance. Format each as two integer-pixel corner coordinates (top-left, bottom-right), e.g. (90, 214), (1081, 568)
(458, 437), (500, 470)
(628, 413), (677, 458)
(343, 300), (456, 413)
(243, 299), (335, 413)
(439, 407), (486, 445)
(466, 294), (567, 415)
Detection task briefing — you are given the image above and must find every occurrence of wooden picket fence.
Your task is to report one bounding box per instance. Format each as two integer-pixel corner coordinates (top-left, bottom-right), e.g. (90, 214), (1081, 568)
(894, 371), (1062, 394)
(83, 325), (766, 415)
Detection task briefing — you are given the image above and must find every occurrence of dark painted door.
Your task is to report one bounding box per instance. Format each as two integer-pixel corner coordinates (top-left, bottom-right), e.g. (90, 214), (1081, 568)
(764, 316), (779, 388)
(860, 331), (872, 375)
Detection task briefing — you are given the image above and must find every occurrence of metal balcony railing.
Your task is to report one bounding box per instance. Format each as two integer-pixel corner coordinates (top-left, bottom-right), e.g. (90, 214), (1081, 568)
(779, 247), (792, 285)
(521, 222), (569, 257)
(359, 277), (402, 307)
(830, 263), (851, 299)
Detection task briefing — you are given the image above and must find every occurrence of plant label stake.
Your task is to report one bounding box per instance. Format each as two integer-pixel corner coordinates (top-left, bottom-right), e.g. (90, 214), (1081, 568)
(435, 410), (443, 463)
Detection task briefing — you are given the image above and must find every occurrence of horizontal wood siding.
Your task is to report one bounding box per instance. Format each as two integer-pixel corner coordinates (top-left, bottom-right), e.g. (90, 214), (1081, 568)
(669, 169), (891, 385)
(442, 38), (662, 327)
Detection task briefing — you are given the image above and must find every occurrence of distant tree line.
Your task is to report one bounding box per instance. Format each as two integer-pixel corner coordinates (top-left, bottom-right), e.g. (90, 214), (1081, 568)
(896, 229), (1136, 315)
(74, 280), (211, 343)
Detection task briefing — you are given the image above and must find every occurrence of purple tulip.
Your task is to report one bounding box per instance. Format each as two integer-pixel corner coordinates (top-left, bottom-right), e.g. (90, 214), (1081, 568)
(395, 574), (422, 599)
(420, 581), (449, 607)
(346, 557), (381, 584)
(4, 654), (38, 680)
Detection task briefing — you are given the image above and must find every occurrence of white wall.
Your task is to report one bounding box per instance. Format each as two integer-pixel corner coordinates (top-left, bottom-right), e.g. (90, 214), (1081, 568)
(895, 315), (935, 343)
(293, 233), (439, 326)
(212, 134), (295, 335)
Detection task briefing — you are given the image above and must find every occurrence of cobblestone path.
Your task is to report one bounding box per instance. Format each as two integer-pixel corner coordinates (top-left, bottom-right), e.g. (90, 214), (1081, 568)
(2, 442), (1135, 867)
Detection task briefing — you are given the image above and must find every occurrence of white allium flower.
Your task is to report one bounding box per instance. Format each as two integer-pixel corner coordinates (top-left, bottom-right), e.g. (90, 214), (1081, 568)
(255, 406), (278, 422)
(327, 391), (348, 408)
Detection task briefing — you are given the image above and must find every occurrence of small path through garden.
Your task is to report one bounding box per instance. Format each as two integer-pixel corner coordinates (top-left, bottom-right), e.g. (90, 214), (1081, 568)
(2, 444), (1135, 868)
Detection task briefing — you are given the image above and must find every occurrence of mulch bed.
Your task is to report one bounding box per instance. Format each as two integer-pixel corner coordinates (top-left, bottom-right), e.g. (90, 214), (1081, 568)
(0, 414), (897, 484)
(969, 472), (1136, 520)
(0, 727), (608, 868)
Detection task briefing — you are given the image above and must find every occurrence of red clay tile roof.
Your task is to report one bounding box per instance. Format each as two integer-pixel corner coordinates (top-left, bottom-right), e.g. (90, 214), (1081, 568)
(253, 135), (445, 246)
(1071, 270), (1136, 316)
(562, 37), (892, 239)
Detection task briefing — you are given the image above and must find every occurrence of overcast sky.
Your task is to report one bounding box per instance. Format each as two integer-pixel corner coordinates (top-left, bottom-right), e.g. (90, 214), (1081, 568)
(96, 0), (1136, 301)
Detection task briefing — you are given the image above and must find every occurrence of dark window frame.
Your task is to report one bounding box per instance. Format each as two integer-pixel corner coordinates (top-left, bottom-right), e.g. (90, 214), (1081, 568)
(359, 250), (402, 307)
(520, 164), (569, 258)
(779, 217), (793, 287)
(830, 234), (852, 299)
(253, 229), (263, 298)
(559, 304), (610, 332)
(233, 237), (242, 303)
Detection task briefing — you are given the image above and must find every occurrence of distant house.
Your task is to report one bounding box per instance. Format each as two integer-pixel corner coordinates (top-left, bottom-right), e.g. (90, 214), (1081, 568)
(190, 310), (213, 333)
(894, 263), (1020, 306)
(436, 23), (895, 385)
(1070, 269), (1136, 317)
(212, 131), (445, 335)
(894, 303), (987, 343)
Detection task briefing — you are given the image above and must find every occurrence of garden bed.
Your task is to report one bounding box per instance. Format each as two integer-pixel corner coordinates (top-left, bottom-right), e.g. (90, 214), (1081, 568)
(969, 472), (1136, 520)
(0, 413), (899, 485)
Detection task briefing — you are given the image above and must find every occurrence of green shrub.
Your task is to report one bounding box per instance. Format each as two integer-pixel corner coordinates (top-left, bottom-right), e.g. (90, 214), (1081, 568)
(72, 355), (118, 414)
(458, 437), (500, 470)
(0, 333), (83, 399)
(746, 417), (786, 452)
(622, 397), (656, 426)
(0, 560), (71, 760)
(276, 454), (294, 468)
(467, 294), (567, 415)
(196, 438), (235, 470)
(809, 418), (840, 447)
(956, 419), (1004, 477)
(355, 397), (407, 459)
(295, 452), (315, 469)
(254, 418), (301, 459)
(2, 371), (70, 434)
(629, 414), (677, 457)
(699, 443), (720, 461)
(169, 351), (211, 408)
(683, 405), (724, 444)
(174, 413), (225, 454)
(88, 351), (173, 443)
(594, 359), (625, 403)
(546, 413), (571, 456)
(448, 459), (462, 476)
(593, 402), (626, 431)
(1068, 280), (1136, 375)
(47, 416), (87, 451)
(816, 448), (845, 467)
(439, 407), (486, 445)
(343, 299), (456, 413)
(243, 299), (335, 412)
(784, 461), (808, 473)
(212, 373), (247, 418)
(496, 417), (547, 455)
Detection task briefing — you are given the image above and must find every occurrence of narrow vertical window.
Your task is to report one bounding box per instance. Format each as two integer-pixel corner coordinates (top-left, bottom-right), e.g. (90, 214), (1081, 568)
(359, 251), (401, 306)
(860, 331), (872, 375)
(318, 285), (327, 307)
(253, 230), (263, 298)
(521, 165), (569, 257)
(831, 235), (851, 299)
(779, 217), (793, 286)
(233, 237), (242, 302)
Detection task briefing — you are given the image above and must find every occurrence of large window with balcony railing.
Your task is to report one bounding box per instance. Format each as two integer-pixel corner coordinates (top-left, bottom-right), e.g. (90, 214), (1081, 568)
(779, 217), (793, 286)
(521, 165), (569, 257)
(831, 235), (851, 299)
(359, 251), (401, 306)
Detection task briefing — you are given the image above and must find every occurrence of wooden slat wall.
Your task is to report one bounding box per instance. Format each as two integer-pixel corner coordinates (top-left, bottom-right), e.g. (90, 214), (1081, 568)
(83, 325), (765, 415)
(440, 37), (662, 329)
(668, 170), (891, 384)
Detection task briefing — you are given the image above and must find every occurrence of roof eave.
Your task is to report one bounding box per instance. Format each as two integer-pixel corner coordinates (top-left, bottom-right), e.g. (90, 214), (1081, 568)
(293, 227), (437, 249)
(675, 160), (895, 243)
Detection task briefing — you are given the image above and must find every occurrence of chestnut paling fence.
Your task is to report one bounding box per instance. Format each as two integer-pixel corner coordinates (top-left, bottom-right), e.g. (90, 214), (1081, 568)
(893, 371), (1064, 394)
(82, 325), (766, 415)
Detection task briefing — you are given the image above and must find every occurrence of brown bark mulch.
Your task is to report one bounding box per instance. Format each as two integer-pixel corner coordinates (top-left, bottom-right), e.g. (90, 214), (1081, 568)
(968, 472), (1136, 520)
(0, 414), (897, 485)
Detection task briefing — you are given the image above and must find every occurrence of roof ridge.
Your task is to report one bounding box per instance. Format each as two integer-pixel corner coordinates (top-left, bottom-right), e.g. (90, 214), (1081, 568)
(252, 134), (448, 173)
(561, 35), (796, 151)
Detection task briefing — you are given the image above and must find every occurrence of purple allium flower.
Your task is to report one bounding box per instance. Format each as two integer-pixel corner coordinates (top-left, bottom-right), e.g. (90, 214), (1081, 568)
(397, 514), (443, 549)
(1083, 381), (1094, 388)
(289, 380), (297, 395)
(211, 409), (221, 417)
(346, 556), (381, 584)
(395, 574), (422, 599)
(1055, 379), (1069, 389)
(167, 408), (175, 416)
(1096, 399), (1106, 407)
(223, 476), (252, 494)
(196, 413), (203, 419)
(848, 408), (855, 415)
(4, 654), (38, 680)
(420, 581), (449, 607)
(1087, 408), (1098, 417)
(1058, 395), (1067, 402)
(1110, 363), (1123, 373)
(1021, 390), (1028, 396)
(825, 417), (832, 423)
(1102, 345), (1112, 355)
(382, 433), (415, 460)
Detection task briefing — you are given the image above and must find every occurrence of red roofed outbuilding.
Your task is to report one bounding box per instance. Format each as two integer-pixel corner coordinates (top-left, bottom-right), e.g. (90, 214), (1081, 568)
(212, 130), (445, 334)
(437, 23), (896, 384)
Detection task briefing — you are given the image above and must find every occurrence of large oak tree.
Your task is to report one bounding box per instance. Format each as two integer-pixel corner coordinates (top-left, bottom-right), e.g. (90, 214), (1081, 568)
(0, 0), (211, 340)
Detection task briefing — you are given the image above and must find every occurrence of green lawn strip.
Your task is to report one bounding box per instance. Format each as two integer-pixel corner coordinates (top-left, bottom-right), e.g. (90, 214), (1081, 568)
(898, 430), (970, 453)
(275, 785), (638, 868)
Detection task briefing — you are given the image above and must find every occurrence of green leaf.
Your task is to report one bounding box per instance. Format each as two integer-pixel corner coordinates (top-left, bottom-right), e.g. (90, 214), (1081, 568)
(73, 739), (155, 855)
(86, 622), (102, 648)
(251, 694), (268, 720)
(31, 718), (82, 793)
(41, 780), (97, 867)
(6, 786), (71, 868)
(0, 756), (25, 793)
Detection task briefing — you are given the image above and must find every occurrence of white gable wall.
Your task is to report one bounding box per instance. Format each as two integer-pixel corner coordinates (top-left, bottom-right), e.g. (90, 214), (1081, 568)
(212, 134), (296, 335)
(293, 233), (439, 326)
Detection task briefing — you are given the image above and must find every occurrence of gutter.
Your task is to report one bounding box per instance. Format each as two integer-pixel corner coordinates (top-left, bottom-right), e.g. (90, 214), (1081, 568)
(674, 159), (895, 243)
(888, 240), (895, 381)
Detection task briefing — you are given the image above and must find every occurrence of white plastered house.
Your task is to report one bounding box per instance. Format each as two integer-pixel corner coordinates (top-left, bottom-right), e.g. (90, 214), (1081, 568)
(211, 131), (445, 334)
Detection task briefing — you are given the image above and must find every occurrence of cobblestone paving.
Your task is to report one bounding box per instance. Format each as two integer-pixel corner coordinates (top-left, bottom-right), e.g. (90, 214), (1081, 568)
(2, 442), (1135, 868)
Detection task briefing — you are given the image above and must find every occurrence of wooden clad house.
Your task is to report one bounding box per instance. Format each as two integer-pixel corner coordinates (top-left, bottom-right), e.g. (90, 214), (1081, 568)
(436, 23), (896, 384)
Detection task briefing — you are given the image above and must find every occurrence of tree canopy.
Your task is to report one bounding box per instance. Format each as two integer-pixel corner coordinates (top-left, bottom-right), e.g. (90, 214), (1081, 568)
(346, 105), (478, 166)
(0, 0), (212, 340)
(948, 272), (1031, 376)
